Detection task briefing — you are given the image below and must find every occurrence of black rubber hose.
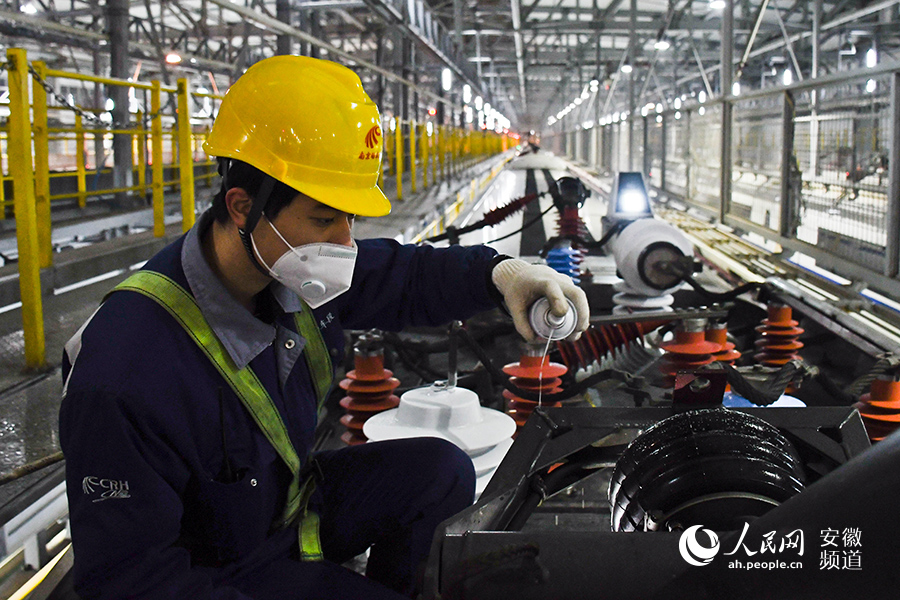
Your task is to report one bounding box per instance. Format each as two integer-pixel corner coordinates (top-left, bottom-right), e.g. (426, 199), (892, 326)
(483, 204), (555, 245)
(505, 461), (598, 531)
(684, 276), (764, 302)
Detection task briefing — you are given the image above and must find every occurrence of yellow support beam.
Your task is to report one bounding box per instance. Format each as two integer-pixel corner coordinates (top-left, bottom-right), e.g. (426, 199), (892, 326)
(437, 126), (445, 181)
(395, 120), (404, 201)
(420, 124), (428, 189)
(75, 114), (87, 208)
(409, 119), (417, 193)
(430, 126), (437, 184)
(136, 111), (147, 200)
(7, 48), (46, 369)
(151, 81), (165, 237)
(177, 78), (195, 232)
(32, 61), (52, 269)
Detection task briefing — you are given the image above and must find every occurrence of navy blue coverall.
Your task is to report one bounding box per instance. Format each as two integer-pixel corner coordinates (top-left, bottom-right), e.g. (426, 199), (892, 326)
(59, 210), (499, 599)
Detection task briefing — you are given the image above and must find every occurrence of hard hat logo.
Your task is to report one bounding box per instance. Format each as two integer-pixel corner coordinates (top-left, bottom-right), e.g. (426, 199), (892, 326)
(365, 125), (382, 149)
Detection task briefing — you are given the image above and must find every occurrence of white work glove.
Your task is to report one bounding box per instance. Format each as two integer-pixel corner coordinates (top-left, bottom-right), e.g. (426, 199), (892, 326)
(491, 258), (590, 342)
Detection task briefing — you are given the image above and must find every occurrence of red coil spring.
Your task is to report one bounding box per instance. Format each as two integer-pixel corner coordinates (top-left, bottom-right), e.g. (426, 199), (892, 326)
(854, 377), (900, 442)
(557, 322), (647, 372)
(754, 304), (804, 366)
(338, 353), (400, 445)
(502, 354), (568, 432)
(659, 322), (723, 387)
(705, 322), (741, 364)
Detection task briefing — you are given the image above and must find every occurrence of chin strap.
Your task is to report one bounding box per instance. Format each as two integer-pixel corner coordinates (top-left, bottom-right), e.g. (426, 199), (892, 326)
(236, 173), (278, 277)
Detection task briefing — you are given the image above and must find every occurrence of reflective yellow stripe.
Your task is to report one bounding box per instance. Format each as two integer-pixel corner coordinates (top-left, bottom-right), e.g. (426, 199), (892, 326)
(109, 272), (328, 556)
(293, 306), (333, 409)
(299, 511), (324, 562)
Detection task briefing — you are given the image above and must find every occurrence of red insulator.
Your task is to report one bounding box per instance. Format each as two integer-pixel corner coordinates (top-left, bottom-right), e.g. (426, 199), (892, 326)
(338, 351), (400, 445)
(705, 321), (741, 365)
(557, 206), (589, 240)
(502, 352), (568, 431)
(555, 206), (587, 276)
(659, 319), (723, 387)
(754, 304), (804, 366)
(854, 377), (900, 442)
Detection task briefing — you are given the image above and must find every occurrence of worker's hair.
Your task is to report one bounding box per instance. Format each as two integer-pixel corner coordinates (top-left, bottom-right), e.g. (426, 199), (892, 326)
(210, 158), (300, 225)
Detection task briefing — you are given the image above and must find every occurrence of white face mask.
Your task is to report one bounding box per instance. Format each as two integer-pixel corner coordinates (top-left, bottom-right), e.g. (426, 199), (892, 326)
(251, 217), (357, 308)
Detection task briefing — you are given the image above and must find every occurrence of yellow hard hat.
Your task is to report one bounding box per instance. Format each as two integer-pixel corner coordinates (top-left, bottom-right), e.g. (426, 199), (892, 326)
(203, 55), (390, 217)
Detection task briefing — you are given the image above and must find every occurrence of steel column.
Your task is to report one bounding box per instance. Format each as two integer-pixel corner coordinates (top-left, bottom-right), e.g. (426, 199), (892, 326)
(108, 0), (133, 207)
(780, 91), (797, 238)
(276, 0), (292, 55)
(720, 0), (734, 223)
(886, 72), (900, 278)
(151, 82), (165, 237)
(177, 78), (195, 232)
(75, 114), (87, 209)
(32, 61), (52, 269)
(7, 48), (46, 369)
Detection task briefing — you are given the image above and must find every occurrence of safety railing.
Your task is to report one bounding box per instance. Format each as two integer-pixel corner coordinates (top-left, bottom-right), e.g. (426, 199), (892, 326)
(411, 156), (514, 243)
(550, 60), (900, 302)
(2, 47), (223, 368)
(381, 118), (509, 201)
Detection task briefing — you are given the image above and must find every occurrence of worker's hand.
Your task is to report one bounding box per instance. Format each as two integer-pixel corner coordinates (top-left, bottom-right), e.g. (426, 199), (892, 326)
(491, 258), (590, 342)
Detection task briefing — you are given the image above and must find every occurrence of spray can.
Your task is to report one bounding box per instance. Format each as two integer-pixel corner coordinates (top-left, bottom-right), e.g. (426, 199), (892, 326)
(528, 297), (578, 340)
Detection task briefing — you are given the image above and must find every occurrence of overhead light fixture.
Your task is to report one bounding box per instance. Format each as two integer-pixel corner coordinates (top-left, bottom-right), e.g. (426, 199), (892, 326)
(654, 39), (671, 51)
(698, 106), (706, 116)
(732, 81), (741, 96)
(709, 0), (726, 9)
(165, 52), (182, 65)
(441, 68), (452, 92)
(656, 103), (663, 113)
(698, 90), (707, 103)
(675, 111), (682, 120)
(581, 90), (590, 100)
(621, 62), (633, 74)
(866, 48), (877, 68)
(21, 2), (38, 14)
(674, 97), (682, 109)
(574, 97), (583, 105)
(656, 115), (663, 123)
(104, 98), (115, 111)
(641, 106), (649, 117)
(866, 79), (877, 93)
(468, 56), (491, 63)
(783, 69), (793, 85)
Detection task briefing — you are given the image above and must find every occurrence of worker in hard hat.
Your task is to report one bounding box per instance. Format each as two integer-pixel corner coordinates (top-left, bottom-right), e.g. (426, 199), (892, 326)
(59, 55), (588, 600)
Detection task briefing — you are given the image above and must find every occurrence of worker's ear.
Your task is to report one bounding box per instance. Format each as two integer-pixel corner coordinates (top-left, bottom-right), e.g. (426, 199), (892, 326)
(224, 188), (252, 230)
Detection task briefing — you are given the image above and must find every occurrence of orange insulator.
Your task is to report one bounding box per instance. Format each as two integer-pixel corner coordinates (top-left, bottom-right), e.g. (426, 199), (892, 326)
(502, 351), (568, 431)
(338, 351), (400, 445)
(754, 304), (804, 366)
(854, 377), (900, 442)
(705, 321), (741, 365)
(659, 319), (723, 387)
